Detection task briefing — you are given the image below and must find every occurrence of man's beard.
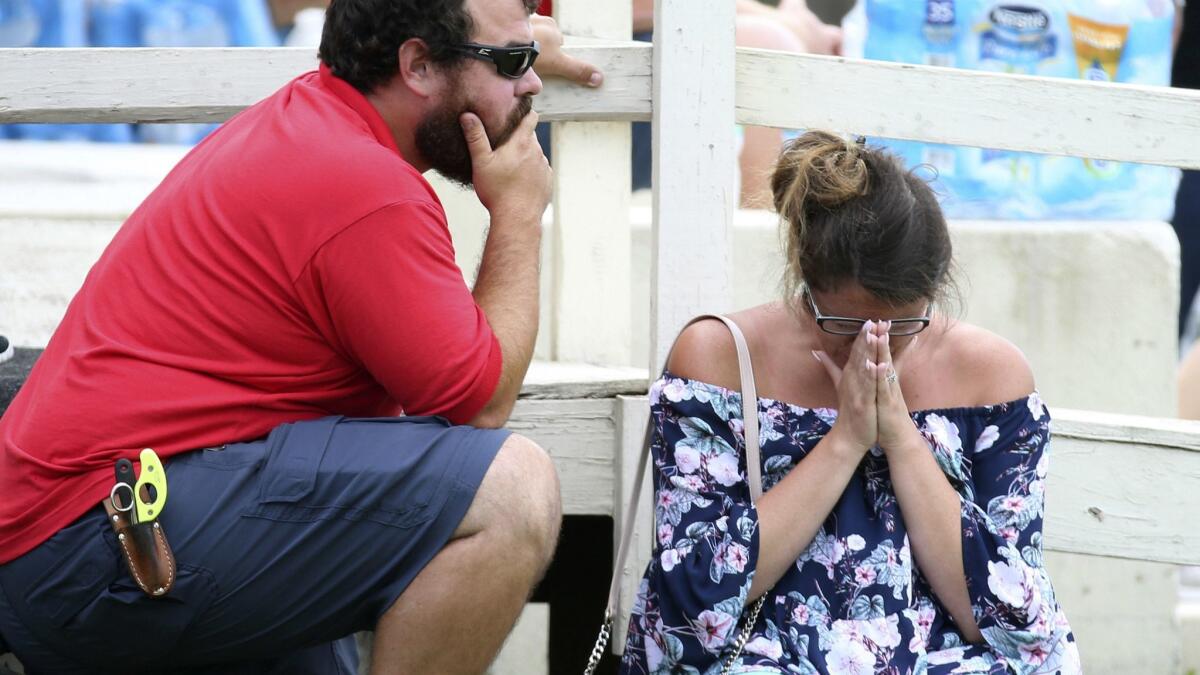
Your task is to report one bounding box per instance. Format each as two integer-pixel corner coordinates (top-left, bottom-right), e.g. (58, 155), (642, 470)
(415, 91), (533, 188)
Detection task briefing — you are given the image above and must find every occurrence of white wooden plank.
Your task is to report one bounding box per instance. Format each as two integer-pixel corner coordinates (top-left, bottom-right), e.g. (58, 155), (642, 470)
(520, 361), (647, 400)
(507, 398), (615, 516)
(0, 45), (651, 124)
(0, 48), (317, 123)
(511, 398), (1200, 564)
(550, 1), (633, 367)
(1044, 408), (1200, 565)
(650, 0), (737, 374)
(736, 48), (1200, 169)
(612, 395), (652, 652)
(9, 45), (1200, 169)
(539, 41), (651, 122)
(1051, 407), (1200, 450)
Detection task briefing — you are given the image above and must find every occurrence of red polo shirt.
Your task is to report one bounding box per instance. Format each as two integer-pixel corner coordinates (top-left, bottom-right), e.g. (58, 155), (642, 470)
(0, 65), (502, 563)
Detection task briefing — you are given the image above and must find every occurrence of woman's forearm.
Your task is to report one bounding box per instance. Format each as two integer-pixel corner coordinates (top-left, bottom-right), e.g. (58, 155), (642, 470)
(885, 427), (983, 642)
(750, 429), (862, 600)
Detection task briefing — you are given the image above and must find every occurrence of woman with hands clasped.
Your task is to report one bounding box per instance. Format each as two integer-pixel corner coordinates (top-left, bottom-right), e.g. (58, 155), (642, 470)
(619, 131), (1081, 674)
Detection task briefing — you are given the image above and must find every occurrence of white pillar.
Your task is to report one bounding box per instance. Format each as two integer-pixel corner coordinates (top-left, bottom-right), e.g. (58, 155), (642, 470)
(650, 0), (737, 374)
(551, 0), (633, 366)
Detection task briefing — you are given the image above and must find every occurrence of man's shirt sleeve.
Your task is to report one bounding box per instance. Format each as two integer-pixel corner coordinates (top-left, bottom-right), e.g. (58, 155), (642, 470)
(298, 199), (503, 425)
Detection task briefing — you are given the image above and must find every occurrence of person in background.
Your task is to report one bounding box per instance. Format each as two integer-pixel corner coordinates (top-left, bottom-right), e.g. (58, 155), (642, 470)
(1174, 0), (1200, 343)
(620, 131), (1080, 674)
(0, 0), (601, 672)
(537, 0), (842, 207)
(1172, 0), (1200, 417)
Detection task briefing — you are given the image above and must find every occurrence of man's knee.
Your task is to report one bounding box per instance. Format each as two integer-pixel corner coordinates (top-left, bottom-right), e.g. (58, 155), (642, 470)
(461, 433), (561, 560)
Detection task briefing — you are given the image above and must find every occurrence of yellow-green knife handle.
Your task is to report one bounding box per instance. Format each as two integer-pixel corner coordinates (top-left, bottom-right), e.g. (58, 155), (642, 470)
(135, 448), (168, 523)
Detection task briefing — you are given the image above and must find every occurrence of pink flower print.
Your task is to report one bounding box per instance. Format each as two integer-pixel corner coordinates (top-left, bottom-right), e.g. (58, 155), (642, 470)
(1001, 495), (1025, 514)
(1032, 610), (1053, 637)
(829, 619), (864, 645)
(917, 605), (935, 633)
(976, 425), (1000, 451)
(662, 378), (693, 402)
(675, 445), (702, 474)
(657, 523), (674, 547)
(908, 604), (935, 650)
(792, 603), (811, 625)
(660, 547), (683, 572)
(1036, 452), (1050, 478)
(707, 452), (742, 487)
(1000, 527), (1020, 545)
(720, 542), (750, 573)
(862, 615), (902, 650)
(922, 413), (963, 455)
(694, 610), (737, 652)
(988, 560), (1041, 616)
(826, 637), (875, 675)
(745, 635), (784, 660)
(1030, 479), (1046, 499)
(657, 490), (675, 510)
(1027, 392), (1045, 420)
(854, 565), (877, 586)
(1019, 641), (1051, 666)
(677, 474), (705, 492)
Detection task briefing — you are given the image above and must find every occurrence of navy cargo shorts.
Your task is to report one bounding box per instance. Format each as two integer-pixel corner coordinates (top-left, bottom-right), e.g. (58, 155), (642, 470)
(0, 415), (509, 673)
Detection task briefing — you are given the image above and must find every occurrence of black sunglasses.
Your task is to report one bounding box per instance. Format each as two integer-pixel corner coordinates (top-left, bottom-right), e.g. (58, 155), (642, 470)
(802, 283), (931, 337)
(452, 41), (540, 79)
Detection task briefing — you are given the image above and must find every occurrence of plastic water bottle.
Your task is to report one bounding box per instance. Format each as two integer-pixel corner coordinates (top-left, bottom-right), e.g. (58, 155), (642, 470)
(922, 0), (956, 67)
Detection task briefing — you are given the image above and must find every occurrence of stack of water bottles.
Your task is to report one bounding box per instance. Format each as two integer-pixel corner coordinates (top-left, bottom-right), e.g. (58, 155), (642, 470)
(843, 0), (1181, 220)
(0, 0), (279, 145)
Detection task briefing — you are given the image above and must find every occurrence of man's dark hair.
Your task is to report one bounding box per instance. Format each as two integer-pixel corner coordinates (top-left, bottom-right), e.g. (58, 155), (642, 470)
(319, 0), (539, 94)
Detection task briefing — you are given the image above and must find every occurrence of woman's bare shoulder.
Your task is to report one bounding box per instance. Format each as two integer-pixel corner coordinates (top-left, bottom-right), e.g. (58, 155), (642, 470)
(937, 321), (1036, 405)
(665, 306), (775, 391)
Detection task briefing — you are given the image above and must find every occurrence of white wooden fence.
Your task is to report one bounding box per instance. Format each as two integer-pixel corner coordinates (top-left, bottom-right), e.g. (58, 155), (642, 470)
(4, 0), (1200, 664)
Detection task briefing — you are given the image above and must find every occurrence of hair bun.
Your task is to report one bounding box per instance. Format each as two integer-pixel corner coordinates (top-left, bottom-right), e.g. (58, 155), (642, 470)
(770, 131), (871, 252)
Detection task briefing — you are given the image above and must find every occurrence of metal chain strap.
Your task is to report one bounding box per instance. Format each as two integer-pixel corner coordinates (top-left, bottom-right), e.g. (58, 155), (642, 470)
(582, 610), (613, 675)
(720, 595), (767, 675)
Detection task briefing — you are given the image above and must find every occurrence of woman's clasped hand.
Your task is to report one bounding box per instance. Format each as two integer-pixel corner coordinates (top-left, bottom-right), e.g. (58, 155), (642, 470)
(812, 320), (922, 457)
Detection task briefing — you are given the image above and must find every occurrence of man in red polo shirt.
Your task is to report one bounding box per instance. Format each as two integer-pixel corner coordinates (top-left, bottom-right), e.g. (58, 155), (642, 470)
(0, 0), (601, 672)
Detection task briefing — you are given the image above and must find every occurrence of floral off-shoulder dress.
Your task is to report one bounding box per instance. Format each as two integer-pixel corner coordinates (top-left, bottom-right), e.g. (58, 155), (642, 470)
(619, 373), (1081, 675)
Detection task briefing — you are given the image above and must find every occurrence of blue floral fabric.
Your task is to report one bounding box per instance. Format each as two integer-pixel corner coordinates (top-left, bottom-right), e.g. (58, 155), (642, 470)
(619, 374), (1081, 675)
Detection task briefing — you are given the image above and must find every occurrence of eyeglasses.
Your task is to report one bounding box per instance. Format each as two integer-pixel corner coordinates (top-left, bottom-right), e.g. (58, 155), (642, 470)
(452, 41), (540, 79)
(802, 283), (931, 336)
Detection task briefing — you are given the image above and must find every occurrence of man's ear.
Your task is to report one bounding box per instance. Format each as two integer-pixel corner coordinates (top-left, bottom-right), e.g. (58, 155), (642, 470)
(397, 38), (441, 97)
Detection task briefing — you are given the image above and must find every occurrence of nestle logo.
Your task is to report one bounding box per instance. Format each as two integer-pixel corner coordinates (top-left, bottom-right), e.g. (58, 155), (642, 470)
(990, 6), (1050, 33)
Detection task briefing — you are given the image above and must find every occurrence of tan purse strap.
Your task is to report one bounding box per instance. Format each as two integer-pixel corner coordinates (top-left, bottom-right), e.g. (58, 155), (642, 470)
(604, 314), (762, 617)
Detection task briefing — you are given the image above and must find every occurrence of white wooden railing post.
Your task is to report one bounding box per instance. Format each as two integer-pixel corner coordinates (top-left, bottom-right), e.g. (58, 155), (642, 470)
(613, 394), (652, 651)
(609, 0), (739, 655)
(650, 1), (737, 374)
(550, 1), (632, 366)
